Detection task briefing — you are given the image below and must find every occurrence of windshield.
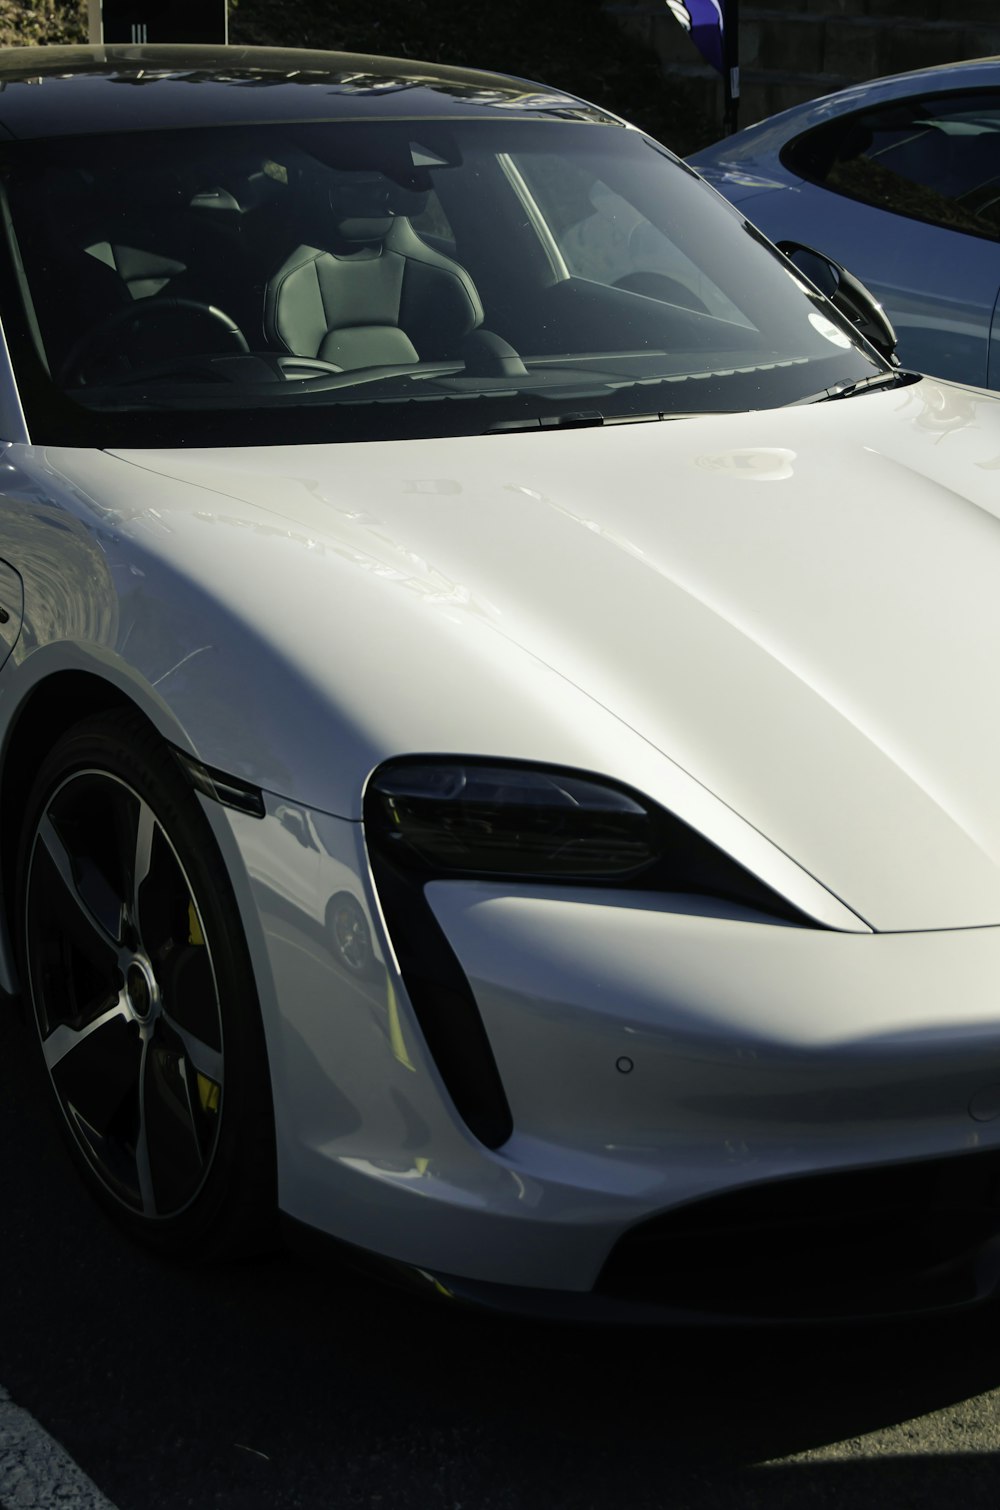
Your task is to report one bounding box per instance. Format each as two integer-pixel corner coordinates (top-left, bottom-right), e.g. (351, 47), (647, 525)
(0, 118), (885, 447)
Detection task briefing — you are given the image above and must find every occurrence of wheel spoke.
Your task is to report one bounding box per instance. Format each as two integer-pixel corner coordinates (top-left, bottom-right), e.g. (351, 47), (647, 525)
(158, 939), (222, 1054)
(131, 800), (156, 924)
(135, 807), (192, 966)
(25, 750), (238, 1229)
(161, 1009), (223, 1086)
(35, 813), (123, 958)
(47, 1009), (144, 1202)
(143, 1035), (211, 1212)
(41, 995), (130, 1071)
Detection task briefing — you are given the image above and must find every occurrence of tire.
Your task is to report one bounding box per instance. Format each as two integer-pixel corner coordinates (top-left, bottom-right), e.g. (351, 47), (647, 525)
(17, 709), (277, 1258)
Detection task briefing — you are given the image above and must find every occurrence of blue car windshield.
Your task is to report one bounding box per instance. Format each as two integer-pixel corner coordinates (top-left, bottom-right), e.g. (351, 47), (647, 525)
(0, 118), (885, 446)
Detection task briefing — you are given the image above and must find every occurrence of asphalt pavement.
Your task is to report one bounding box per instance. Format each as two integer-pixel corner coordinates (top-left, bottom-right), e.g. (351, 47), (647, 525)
(4, 999), (1000, 1510)
(0, 1384), (117, 1509)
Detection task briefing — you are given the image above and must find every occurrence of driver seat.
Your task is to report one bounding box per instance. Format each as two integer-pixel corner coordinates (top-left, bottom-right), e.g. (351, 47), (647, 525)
(263, 181), (486, 369)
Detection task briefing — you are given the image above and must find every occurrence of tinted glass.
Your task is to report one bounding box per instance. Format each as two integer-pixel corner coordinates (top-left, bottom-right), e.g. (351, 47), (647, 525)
(783, 91), (1000, 241)
(0, 119), (883, 446)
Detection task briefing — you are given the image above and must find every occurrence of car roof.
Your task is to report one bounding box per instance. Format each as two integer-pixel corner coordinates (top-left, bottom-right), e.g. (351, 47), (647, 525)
(690, 55), (1000, 168)
(0, 44), (616, 140)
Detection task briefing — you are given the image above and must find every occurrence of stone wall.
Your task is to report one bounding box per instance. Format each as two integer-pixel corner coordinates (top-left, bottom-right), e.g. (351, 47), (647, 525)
(603, 0), (1000, 138)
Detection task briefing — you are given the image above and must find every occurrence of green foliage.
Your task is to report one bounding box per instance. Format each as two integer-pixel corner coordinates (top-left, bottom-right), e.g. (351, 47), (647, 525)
(0, 0), (86, 47)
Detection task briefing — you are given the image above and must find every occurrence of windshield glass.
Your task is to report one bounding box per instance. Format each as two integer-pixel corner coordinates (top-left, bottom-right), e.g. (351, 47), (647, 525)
(0, 119), (884, 446)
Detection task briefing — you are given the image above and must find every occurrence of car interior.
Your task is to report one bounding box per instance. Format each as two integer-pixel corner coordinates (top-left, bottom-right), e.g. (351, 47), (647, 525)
(0, 119), (886, 440)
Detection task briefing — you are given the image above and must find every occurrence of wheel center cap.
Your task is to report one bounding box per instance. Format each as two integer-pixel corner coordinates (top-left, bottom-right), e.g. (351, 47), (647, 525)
(125, 960), (155, 1021)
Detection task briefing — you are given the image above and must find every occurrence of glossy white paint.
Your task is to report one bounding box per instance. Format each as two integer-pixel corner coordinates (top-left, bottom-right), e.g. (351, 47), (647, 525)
(4, 371), (1000, 1289)
(0, 560), (23, 669)
(11, 42), (1000, 1315)
(221, 792), (1000, 1289)
(30, 373), (1000, 933)
(0, 441), (855, 949)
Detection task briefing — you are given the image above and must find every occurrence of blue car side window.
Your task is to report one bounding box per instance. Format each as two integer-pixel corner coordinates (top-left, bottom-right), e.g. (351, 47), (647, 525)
(782, 91), (1000, 242)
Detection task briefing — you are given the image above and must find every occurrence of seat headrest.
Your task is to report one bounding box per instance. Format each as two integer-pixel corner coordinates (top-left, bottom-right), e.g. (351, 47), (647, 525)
(328, 173), (430, 244)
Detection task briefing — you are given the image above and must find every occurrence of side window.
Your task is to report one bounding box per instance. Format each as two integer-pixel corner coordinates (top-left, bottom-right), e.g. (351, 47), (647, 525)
(506, 152), (749, 322)
(782, 92), (1000, 241)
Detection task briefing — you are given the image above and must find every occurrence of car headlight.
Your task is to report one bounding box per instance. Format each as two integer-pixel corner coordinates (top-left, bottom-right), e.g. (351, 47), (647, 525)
(366, 762), (657, 879)
(363, 759), (809, 1153)
(366, 758), (802, 909)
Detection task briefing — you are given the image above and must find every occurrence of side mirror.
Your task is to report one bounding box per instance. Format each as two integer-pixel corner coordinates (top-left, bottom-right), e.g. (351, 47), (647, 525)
(777, 240), (898, 365)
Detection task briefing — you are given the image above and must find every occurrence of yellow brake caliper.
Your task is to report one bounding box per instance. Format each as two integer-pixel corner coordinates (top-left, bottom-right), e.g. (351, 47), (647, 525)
(188, 902), (221, 1114)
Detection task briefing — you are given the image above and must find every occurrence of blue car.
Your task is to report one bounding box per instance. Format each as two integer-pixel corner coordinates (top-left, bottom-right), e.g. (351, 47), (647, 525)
(689, 59), (1000, 389)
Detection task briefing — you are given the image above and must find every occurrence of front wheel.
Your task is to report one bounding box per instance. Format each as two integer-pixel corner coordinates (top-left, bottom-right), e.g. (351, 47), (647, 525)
(18, 710), (276, 1257)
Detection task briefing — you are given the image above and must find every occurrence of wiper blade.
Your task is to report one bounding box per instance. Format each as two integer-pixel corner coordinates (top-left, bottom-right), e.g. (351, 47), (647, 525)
(488, 410), (605, 433)
(486, 410), (691, 434)
(811, 370), (920, 403)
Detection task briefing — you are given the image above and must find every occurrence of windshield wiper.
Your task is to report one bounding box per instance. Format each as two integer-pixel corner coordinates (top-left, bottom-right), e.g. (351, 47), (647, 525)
(809, 370), (920, 403)
(486, 410), (690, 434)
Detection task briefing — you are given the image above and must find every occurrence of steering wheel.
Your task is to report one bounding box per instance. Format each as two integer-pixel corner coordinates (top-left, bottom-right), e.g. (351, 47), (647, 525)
(59, 298), (251, 386)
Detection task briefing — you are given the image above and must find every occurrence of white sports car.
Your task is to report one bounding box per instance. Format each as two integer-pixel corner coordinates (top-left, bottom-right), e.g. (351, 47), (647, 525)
(3, 42), (1000, 1323)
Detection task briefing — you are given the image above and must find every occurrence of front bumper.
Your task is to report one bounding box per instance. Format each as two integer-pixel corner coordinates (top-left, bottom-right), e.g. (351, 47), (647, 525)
(224, 797), (1000, 1319)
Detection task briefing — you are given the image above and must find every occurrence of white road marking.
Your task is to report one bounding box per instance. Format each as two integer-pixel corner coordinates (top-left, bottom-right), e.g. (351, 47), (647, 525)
(0, 1385), (118, 1509)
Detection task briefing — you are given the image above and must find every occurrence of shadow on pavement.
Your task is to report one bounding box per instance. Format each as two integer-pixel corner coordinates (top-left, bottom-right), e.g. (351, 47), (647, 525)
(2, 1002), (999, 1509)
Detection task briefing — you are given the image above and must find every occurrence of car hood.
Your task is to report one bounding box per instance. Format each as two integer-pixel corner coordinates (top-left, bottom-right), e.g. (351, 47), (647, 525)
(60, 376), (1000, 933)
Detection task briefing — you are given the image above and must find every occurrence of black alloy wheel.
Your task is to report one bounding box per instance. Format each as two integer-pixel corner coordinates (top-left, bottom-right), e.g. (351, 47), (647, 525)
(18, 710), (276, 1256)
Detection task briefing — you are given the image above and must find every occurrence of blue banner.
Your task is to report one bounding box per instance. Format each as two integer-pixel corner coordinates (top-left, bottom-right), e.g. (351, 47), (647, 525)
(665, 0), (726, 78)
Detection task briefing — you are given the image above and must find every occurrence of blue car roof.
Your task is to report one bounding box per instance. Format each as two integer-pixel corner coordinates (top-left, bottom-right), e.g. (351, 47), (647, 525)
(689, 55), (1000, 169)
